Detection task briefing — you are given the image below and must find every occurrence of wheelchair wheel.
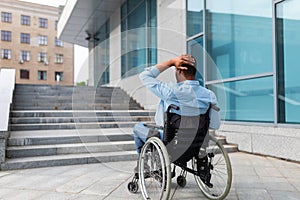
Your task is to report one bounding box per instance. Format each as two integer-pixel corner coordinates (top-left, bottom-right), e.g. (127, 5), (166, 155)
(139, 137), (171, 200)
(192, 135), (232, 200)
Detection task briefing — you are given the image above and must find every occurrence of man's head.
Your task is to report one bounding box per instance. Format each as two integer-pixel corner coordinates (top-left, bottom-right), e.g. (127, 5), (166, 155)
(175, 55), (196, 82)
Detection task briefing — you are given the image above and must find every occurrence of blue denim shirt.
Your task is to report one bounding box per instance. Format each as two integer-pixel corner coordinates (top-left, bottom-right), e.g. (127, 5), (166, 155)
(139, 66), (219, 127)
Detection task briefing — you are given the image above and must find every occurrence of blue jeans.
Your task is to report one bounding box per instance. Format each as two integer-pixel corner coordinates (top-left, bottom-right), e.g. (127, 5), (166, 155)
(133, 122), (163, 154)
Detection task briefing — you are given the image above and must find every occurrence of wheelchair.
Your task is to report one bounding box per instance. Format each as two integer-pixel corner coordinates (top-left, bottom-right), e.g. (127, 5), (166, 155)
(128, 105), (232, 200)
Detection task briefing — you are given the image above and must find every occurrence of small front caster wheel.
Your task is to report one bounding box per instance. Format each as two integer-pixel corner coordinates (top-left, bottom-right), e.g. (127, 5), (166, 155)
(177, 175), (186, 187)
(128, 181), (139, 193)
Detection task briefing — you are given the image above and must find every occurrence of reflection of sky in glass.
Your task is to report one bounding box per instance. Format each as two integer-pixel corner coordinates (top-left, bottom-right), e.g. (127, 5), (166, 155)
(277, 0), (300, 20)
(192, 0), (272, 18)
(187, 0), (203, 11)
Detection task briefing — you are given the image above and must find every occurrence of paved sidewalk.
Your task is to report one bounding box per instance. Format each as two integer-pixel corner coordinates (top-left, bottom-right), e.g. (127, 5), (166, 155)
(0, 152), (299, 200)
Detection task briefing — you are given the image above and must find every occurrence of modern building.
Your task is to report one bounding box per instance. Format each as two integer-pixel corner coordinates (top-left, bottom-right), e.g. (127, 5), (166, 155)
(58, 0), (300, 161)
(0, 0), (74, 85)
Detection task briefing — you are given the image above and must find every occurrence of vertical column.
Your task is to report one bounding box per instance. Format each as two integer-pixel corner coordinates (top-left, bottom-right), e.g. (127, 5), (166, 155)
(109, 9), (121, 86)
(88, 38), (95, 86)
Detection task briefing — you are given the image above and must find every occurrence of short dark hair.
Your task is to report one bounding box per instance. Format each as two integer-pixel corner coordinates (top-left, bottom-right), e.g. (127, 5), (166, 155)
(181, 63), (196, 78)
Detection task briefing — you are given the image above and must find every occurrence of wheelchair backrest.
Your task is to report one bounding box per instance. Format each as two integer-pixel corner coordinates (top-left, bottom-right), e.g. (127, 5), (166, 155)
(163, 105), (210, 163)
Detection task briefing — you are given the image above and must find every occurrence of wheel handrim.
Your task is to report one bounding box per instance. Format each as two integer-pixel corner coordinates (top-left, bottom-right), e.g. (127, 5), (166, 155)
(139, 137), (171, 200)
(193, 135), (232, 200)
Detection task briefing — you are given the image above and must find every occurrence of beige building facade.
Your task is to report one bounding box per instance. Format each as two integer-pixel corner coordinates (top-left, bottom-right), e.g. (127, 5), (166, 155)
(0, 0), (74, 85)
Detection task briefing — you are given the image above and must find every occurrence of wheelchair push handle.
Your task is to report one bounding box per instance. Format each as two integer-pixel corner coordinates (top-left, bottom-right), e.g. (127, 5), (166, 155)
(167, 104), (180, 113)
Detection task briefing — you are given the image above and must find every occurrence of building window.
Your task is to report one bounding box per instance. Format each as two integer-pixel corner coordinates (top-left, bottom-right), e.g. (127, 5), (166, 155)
(121, 0), (157, 77)
(1, 30), (12, 41)
(39, 35), (48, 45)
(39, 18), (48, 28)
(276, 0), (300, 124)
(1, 49), (12, 59)
(187, 0), (204, 37)
(55, 54), (64, 64)
(20, 33), (30, 44)
(38, 52), (47, 63)
(94, 20), (110, 86)
(20, 50), (30, 62)
(20, 69), (30, 79)
(21, 15), (30, 26)
(55, 37), (64, 47)
(1, 12), (12, 23)
(55, 72), (63, 81)
(38, 71), (47, 80)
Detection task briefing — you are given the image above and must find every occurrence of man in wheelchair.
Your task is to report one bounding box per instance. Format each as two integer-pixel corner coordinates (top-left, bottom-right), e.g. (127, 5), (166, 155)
(129, 55), (232, 199)
(133, 54), (219, 171)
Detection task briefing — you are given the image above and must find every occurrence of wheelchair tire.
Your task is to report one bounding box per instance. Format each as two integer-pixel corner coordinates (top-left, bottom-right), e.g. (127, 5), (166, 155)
(193, 135), (232, 200)
(139, 137), (171, 200)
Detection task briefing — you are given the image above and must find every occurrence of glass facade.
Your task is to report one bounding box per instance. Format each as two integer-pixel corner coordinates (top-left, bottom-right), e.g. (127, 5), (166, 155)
(186, 0), (300, 124)
(121, 0), (157, 77)
(276, 0), (300, 124)
(94, 20), (110, 86)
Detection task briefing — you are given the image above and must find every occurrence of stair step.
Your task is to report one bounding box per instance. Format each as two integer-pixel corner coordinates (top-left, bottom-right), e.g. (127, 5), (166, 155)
(223, 144), (239, 153)
(11, 116), (153, 124)
(11, 110), (155, 117)
(9, 121), (149, 131)
(7, 141), (135, 158)
(1, 151), (138, 170)
(9, 128), (134, 146)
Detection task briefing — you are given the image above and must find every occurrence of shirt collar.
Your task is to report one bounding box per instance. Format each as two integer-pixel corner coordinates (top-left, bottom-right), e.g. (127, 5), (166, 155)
(177, 80), (200, 86)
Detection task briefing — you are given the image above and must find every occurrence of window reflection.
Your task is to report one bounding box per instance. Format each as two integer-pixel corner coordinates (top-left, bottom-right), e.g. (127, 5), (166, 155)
(206, 0), (273, 81)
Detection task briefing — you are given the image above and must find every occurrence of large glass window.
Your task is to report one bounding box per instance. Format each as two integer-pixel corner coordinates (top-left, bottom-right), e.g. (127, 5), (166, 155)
(187, 37), (204, 85)
(276, 0), (300, 124)
(187, 0), (204, 37)
(121, 0), (157, 77)
(206, 0), (273, 81)
(94, 20), (110, 86)
(208, 77), (274, 122)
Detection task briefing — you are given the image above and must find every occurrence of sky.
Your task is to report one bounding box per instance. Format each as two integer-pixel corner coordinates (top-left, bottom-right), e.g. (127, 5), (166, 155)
(20, 0), (89, 83)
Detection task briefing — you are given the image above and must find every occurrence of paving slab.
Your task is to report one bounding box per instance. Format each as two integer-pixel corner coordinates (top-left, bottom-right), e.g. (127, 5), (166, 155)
(0, 152), (298, 200)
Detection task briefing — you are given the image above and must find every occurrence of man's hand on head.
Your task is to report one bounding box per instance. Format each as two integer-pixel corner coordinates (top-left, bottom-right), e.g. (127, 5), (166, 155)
(171, 54), (196, 71)
(156, 54), (196, 73)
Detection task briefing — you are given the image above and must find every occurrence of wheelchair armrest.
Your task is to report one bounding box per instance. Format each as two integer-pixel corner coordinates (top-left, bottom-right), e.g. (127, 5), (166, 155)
(211, 104), (220, 112)
(144, 123), (163, 130)
(167, 104), (180, 113)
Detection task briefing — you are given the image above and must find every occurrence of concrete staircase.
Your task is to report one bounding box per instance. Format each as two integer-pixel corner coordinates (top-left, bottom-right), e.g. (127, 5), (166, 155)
(2, 84), (155, 170)
(2, 84), (238, 170)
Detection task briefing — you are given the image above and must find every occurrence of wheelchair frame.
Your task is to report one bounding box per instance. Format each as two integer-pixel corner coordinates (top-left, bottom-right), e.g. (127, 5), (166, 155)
(128, 105), (232, 200)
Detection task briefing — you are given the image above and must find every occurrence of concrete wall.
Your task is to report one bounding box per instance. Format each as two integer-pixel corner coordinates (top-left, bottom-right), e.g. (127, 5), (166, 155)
(218, 124), (300, 162)
(108, 0), (187, 109)
(0, 68), (15, 163)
